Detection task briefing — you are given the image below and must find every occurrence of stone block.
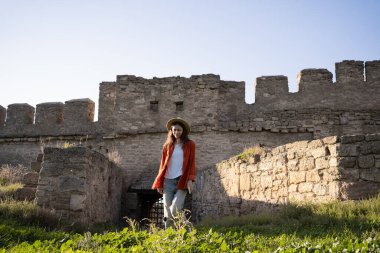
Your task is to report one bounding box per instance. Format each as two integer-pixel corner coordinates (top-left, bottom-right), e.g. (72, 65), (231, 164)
(240, 174), (251, 191)
(311, 147), (326, 158)
(298, 182), (313, 193)
(259, 161), (272, 171)
(70, 194), (85, 211)
(22, 172), (39, 187)
(324, 168), (340, 181)
(360, 168), (380, 182)
(360, 141), (380, 155)
(276, 186), (288, 197)
(340, 135), (365, 144)
(289, 171), (306, 184)
(322, 136), (337, 145)
(306, 170), (321, 182)
(5, 103), (35, 127)
(329, 157), (338, 167)
(313, 183), (327, 196)
(358, 155), (375, 169)
(289, 140), (308, 150)
(299, 157), (315, 171)
(365, 133), (380, 141)
(315, 157), (329, 170)
(288, 184), (297, 192)
(328, 181), (341, 199)
(58, 176), (85, 192)
(328, 145), (338, 156)
(289, 192), (306, 203)
(340, 181), (380, 200)
(339, 168), (359, 180)
(337, 157), (357, 168)
(260, 175), (272, 188)
(308, 139), (323, 149)
(336, 144), (359, 156)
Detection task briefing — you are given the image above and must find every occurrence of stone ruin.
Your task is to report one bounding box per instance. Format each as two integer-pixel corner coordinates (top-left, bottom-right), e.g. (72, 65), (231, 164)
(195, 133), (380, 219)
(0, 60), (379, 226)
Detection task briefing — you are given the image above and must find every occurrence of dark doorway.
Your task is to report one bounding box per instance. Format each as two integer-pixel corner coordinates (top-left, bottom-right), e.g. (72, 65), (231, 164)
(126, 188), (193, 228)
(128, 189), (164, 228)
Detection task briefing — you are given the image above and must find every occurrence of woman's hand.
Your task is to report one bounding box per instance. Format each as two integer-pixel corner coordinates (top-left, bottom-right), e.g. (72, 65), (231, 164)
(157, 188), (163, 194)
(187, 180), (193, 194)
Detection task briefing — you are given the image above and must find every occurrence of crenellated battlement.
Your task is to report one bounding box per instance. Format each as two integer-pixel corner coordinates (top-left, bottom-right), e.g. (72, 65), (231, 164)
(297, 68), (333, 91)
(0, 59), (379, 220)
(365, 60), (380, 83)
(335, 60), (364, 83)
(255, 75), (288, 102)
(0, 99), (95, 137)
(0, 60), (379, 138)
(6, 103), (35, 127)
(249, 60), (380, 113)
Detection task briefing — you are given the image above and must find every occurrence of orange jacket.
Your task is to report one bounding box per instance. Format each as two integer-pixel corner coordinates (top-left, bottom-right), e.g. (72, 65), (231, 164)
(152, 140), (196, 190)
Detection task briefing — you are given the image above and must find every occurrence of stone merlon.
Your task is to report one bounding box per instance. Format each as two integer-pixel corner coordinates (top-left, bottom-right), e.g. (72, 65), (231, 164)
(0, 60), (379, 137)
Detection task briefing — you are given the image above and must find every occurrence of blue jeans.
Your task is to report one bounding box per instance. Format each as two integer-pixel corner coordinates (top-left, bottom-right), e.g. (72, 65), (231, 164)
(163, 177), (187, 228)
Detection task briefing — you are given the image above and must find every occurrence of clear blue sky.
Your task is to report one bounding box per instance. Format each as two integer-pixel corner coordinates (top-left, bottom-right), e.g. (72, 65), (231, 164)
(1, 0), (379, 120)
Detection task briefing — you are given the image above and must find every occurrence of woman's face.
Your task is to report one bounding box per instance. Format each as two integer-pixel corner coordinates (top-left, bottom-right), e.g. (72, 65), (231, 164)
(171, 124), (183, 140)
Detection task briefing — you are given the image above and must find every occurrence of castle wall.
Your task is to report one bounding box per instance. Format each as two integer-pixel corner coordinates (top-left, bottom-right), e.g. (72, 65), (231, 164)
(101, 130), (312, 190)
(0, 59), (379, 223)
(36, 147), (122, 226)
(247, 60), (380, 113)
(0, 60), (379, 140)
(193, 133), (380, 219)
(0, 99), (96, 138)
(98, 74), (223, 134)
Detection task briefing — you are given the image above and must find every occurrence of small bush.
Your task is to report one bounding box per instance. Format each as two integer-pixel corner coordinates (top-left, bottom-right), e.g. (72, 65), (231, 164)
(236, 145), (265, 162)
(0, 164), (29, 185)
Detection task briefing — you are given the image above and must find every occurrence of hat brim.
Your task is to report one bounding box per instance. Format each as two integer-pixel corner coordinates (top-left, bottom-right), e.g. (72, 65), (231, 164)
(166, 118), (191, 134)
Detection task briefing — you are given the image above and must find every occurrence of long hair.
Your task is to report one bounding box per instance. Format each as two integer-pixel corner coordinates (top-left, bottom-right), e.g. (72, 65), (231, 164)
(163, 122), (190, 148)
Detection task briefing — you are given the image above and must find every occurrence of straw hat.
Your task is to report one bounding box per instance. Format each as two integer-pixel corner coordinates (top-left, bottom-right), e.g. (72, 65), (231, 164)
(166, 117), (191, 134)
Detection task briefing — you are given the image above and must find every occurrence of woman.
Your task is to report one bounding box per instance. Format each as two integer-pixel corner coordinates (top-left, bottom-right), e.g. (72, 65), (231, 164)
(152, 117), (196, 228)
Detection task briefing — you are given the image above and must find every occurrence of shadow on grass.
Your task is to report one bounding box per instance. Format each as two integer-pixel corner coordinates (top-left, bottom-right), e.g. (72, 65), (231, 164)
(0, 198), (125, 248)
(196, 194), (380, 238)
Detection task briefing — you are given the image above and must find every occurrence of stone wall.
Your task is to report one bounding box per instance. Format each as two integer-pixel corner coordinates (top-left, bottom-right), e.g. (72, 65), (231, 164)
(35, 147), (122, 226)
(193, 133), (380, 219)
(0, 60), (379, 139)
(0, 59), (379, 222)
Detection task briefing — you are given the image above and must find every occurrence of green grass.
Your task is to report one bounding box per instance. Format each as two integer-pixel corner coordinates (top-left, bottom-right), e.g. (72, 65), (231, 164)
(0, 164), (379, 252)
(0, 183), (23, 199)
(0, 164), (29, 200)
(0, 195), (379, 252)
(236, 146), (265, 162)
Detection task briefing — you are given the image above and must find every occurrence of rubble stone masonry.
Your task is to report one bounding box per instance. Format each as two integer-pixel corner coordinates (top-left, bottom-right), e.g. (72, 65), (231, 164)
(193, 133), (380, 219)
(0, 60), (379, 222)
(35, 147), (122, 226)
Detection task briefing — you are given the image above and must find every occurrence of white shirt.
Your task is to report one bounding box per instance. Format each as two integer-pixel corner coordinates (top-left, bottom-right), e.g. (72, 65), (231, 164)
(165, 143), (183, 179)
